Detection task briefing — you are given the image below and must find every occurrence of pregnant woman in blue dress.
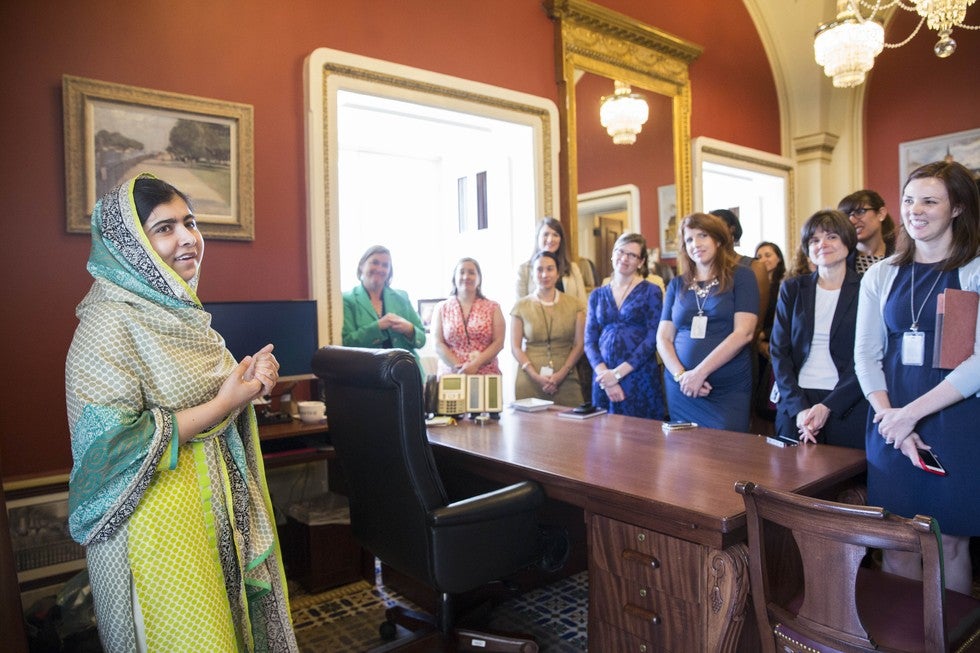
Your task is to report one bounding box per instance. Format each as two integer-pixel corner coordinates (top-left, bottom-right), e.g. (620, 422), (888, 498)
(657, 213), (759, 431)
(855, 161), (980, 595)
(585, 232), (664, 419)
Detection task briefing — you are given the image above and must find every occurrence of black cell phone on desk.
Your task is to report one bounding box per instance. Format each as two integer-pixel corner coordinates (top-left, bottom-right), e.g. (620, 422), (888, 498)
(572, 403), (598, 415)
(917, 448), (946, 476)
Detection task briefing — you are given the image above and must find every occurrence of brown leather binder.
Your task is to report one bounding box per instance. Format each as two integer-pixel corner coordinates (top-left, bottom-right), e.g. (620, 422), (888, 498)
(933, 289), (979, 369)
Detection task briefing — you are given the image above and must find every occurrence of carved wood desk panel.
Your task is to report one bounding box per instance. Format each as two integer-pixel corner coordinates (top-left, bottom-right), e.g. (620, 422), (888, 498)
(428, 409), (866, 652)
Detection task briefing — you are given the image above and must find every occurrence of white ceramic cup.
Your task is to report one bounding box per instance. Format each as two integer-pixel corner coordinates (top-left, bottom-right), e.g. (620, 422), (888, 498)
(297, 400), (326, 424)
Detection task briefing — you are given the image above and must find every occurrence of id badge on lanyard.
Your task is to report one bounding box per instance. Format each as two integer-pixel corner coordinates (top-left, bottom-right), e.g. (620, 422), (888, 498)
(902, 330), (925, 366)
(904, 264), (942, 367)
(691, 314), (707, 339)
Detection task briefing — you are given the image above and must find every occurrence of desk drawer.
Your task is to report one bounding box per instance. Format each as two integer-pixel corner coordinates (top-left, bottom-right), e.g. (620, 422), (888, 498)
(591, 514), (702, 603)
(591, 567), (700, 651)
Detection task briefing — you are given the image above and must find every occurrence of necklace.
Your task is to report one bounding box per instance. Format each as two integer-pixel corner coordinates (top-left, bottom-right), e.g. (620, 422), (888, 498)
(688, 278), (718, 316)
(370, 295), (384, 317)
(909, 262), (943, 332)
(536, 289), (558, 306)
(688, 278), (718, 300)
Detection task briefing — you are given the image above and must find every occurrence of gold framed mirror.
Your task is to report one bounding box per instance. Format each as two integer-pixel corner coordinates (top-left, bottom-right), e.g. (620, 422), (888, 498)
(545, 0), (701, 258)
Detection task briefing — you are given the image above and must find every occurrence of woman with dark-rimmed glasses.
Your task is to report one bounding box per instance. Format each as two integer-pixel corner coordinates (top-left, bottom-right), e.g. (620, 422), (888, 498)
(837, 189), (896, 275)
(584, 232), (664, 419)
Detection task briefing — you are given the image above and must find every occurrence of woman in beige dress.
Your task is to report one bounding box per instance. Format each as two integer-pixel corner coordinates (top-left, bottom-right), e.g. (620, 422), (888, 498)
(511, 250), (585, 406)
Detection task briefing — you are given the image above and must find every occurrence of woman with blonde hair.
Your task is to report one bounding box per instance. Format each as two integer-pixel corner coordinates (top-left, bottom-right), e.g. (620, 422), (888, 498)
(342, 245), (426, 376)
(656, 213), (759, 430)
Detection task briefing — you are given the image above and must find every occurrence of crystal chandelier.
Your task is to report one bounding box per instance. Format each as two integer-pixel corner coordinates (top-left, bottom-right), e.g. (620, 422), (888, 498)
(599, 81), (649, 145)
(814, 0), (978, 88)
(814, 3), (885, 87)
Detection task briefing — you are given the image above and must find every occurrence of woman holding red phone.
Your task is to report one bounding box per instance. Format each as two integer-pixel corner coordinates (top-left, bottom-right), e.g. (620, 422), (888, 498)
(854, 160), (980, 595)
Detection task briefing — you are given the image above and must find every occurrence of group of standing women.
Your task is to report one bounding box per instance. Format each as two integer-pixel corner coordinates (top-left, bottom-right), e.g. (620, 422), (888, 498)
(65, 161), (978, 652)
(511, 219), (668, 418)
(764, 160), (978, 595)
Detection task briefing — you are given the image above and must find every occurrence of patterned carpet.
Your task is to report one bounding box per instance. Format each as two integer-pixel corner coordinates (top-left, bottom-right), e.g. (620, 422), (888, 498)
(290, 570), (589, 652)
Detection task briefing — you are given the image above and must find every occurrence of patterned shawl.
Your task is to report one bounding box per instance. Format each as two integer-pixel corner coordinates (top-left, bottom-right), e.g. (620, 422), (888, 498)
(66, 174), (296, 651)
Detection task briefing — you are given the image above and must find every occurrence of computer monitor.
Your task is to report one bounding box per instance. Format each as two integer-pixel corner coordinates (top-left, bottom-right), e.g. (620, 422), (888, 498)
(204, 300), (319, 382)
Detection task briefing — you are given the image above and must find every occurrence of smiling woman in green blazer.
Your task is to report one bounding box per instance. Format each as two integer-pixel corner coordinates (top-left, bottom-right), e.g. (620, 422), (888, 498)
(342, 245), (426, 375)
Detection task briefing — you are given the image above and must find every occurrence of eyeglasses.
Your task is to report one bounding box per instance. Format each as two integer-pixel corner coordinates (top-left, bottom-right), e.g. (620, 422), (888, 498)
(613, 249), (641, 261)
(847, 206), (876, 217)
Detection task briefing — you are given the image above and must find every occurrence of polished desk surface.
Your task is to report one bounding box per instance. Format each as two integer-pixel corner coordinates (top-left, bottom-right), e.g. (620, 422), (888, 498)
(257, 418), (329, 441)
(427, 408), (866, 549)
(257, 418), (332, 468)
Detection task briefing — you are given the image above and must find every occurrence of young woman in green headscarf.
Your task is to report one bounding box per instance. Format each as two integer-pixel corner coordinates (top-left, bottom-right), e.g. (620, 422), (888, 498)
(66, 174), (298, 652)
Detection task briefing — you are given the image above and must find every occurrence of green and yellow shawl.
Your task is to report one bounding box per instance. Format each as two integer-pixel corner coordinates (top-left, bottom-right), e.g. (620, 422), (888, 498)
(66, 174), (297, 652)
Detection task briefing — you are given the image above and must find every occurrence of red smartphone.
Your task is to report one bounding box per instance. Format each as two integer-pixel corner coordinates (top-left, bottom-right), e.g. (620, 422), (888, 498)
(917, 448), (947, 476)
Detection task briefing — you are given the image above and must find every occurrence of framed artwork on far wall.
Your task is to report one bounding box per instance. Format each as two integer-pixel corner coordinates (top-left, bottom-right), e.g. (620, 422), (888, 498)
(658, 184), (678, 258)
(416, 298), (444, 332)
(898, 127), (980, 189)
(6, 488), (86, 586)
(63, 75), (255, 240)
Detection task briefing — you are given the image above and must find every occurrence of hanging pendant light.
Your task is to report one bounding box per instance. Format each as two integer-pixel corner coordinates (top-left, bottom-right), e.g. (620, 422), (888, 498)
(915, 0), (976, 57)
(814, 1), (884, 88)
(813, 0), (977, 87)
(599, 81), (649, 145)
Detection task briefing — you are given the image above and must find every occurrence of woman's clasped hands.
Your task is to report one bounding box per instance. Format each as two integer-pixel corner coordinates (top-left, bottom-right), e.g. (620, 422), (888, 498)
(874, 406), (929, 465)
(597, 369), (625, 402)
(676, 369), (711, 399)
(532, 366), (566, 396)
(378, 312), (415, 336)
(220, 343), (280, 411)
(795, 403), (831, 443)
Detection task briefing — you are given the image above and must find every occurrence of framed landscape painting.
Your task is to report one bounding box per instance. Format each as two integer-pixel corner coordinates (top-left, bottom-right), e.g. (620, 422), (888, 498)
(63, 75), (255, 240)
(899, 127), (980, 190)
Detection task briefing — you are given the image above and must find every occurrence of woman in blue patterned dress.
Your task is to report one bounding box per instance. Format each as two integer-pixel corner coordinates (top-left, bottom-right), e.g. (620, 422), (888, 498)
(855, 161), (980, 595)
(585, 233), (664, 418)
(657, 213), (759, 431)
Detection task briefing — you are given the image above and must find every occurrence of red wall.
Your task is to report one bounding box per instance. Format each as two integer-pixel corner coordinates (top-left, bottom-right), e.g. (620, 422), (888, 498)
(864, 9), (980, 209)
(0, 1), (773, 479)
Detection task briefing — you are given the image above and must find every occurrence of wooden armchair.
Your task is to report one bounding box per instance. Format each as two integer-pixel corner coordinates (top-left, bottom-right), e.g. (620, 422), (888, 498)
(735, 480), (980, 652)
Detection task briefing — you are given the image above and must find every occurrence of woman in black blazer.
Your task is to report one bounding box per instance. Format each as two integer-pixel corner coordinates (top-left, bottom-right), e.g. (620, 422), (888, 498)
(770, 210), (868, 448)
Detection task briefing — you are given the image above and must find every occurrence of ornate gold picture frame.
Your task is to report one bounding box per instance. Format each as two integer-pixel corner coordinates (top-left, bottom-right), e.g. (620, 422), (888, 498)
(63, 75), (254, 240)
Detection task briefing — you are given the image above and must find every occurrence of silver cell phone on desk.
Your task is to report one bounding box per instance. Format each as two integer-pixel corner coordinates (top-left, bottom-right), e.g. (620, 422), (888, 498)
(662, 421), (697, 432)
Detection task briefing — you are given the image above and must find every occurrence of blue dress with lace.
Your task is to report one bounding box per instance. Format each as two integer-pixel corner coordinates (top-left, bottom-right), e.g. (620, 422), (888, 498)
(585, 280), (665, 419)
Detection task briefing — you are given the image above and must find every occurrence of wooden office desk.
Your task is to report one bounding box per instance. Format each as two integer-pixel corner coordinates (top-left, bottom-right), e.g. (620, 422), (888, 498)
(428, 409), (866, 652)
(257, 419), (333, 468)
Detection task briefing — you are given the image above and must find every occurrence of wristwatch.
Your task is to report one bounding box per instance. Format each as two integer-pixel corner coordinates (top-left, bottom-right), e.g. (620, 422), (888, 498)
(673, 369), (685, 382)
(613, 370), (622, 381)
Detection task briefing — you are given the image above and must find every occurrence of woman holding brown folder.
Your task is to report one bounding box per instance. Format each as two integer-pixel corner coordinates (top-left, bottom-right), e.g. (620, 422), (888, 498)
(854, 160), (980, 595)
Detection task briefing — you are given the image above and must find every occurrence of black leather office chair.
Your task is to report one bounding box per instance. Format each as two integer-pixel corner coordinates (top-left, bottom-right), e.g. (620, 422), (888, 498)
(312, 346), (546, 652)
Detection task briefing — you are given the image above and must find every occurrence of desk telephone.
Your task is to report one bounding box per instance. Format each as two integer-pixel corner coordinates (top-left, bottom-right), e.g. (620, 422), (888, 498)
(425, 373), (503, 416)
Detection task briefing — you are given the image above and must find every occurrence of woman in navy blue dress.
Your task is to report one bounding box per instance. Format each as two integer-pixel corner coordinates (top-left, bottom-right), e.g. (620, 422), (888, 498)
(585, 232), (664, 419)
(657, 213), (759, 431)
(855, 161), (980, 595)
